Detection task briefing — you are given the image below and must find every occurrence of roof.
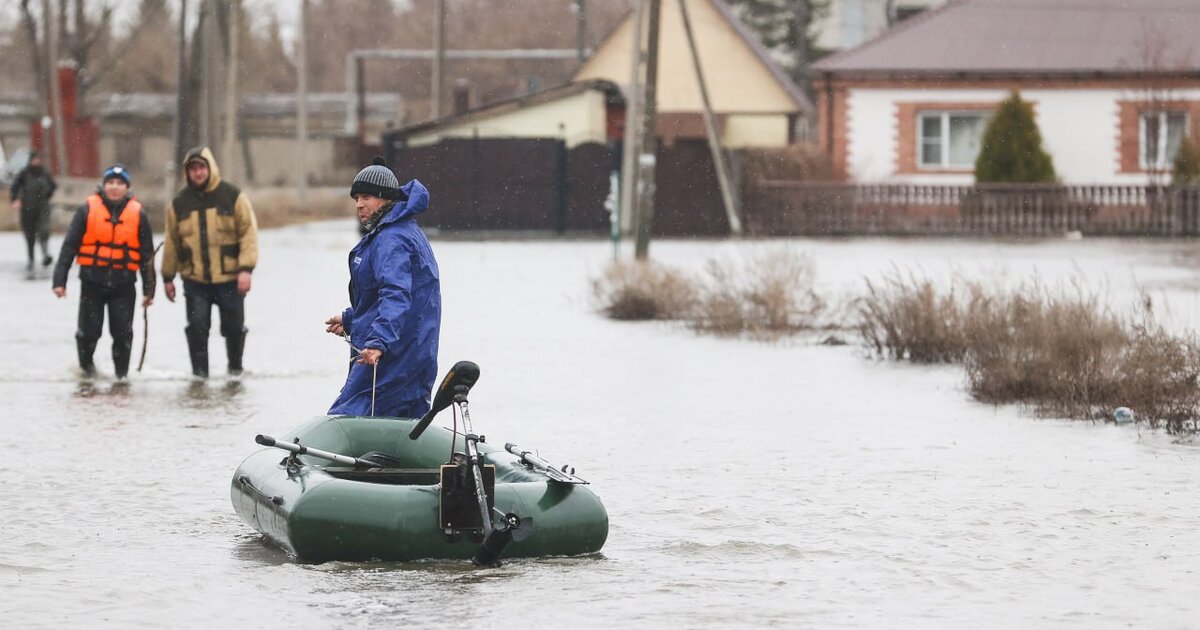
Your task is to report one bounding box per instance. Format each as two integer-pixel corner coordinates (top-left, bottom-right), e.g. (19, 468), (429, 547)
(812, 0), (1200, 75)
(99, 93), (404, 119)
(579, 0), (812, 113)
(384, 80), (622, 140)
(0, 93), (404, 120)
(704, 0), (813, 112)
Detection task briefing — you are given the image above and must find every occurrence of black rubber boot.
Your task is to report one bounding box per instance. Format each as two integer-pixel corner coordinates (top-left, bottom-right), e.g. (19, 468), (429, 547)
(225, 333), (246, 376)
(77, 337), (98, 378)
(186, 330), (209, 378)
(112, 337), (133, 380)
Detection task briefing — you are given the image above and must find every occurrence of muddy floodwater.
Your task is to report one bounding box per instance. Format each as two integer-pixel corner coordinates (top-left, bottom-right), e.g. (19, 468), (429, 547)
(3, 224), (1199, 628)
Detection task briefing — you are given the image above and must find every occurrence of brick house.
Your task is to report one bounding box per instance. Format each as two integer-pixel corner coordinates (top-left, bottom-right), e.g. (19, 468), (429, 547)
(811, 0), (1200, 184)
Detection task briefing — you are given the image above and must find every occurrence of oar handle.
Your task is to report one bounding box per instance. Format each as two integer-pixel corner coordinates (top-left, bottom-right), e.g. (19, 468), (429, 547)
(409, 361), (480, 440)
(256, 434), (370, 468)
(505, 442), (588, 484)
(407, 410), (438, 441)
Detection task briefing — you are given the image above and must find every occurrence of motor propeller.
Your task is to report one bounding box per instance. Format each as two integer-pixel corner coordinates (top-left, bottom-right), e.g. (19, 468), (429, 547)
(408, 360), (480, 440)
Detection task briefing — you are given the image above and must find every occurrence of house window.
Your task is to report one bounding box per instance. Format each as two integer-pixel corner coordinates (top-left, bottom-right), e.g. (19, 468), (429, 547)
(1140, 111), (1186, 170)
(918, 111), (991, 169)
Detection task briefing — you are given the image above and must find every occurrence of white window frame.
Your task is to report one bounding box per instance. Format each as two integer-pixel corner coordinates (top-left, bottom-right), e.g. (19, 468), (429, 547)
(917, 111), (992, 170)
(1139, 110), (1188, 171)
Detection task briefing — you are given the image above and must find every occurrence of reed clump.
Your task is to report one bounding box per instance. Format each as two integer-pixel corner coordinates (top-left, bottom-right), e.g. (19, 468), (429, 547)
(592, 249), (825, 339)
(591, 261), (697, 321)
(856, 272), (976, 362)
(690, 250), (824, 339)
(857, 274), (1200, 433)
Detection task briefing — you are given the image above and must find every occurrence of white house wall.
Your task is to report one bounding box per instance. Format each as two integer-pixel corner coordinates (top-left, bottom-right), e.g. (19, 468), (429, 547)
(724, 114), (790, 148)
(406, 90), (608, 149)
(847, 88), (1200, 184)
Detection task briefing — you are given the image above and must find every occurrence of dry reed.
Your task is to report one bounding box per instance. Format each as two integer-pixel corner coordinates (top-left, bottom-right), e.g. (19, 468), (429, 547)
(857, 273), (1200, 433)
(592, 249), (824, 338)
(856, 272), (972, 362)
(591, 261), (697, 321)
(689, 249), (824, 339)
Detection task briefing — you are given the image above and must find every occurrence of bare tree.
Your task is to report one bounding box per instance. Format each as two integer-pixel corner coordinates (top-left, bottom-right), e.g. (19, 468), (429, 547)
(17, 0), (48, 117)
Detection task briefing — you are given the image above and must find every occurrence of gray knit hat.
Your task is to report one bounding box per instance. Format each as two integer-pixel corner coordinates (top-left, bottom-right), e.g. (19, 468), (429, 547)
(350, 156), (400, 199)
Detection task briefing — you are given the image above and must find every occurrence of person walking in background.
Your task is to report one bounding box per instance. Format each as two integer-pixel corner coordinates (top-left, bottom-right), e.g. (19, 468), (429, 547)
(10, 150), (57, 274)
(324, 157), (441, 418)
(161, 147), (258, 379)
(52, 165), (155, 380)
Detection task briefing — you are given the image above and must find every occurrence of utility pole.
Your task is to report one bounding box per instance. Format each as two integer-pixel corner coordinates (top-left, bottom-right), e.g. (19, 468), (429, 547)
(198, 0), (211, 148)
(619, 0), (645, 238)
(678, 0), (741, 235)
(296, 0), (309, 201)
(633, 0), (662, 261)
(43, 0), (69, 176)
(792, 0), (812, 101)
(199, 0), (223, 155)
(431, 0), (446, 120)
(575, 0), (587, 61)
(224, 0), (240, 181)
(174, 0), (188, 169)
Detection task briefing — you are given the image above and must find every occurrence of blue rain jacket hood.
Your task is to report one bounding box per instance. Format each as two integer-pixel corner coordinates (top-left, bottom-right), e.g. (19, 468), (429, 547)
(329, 179), (441, 418)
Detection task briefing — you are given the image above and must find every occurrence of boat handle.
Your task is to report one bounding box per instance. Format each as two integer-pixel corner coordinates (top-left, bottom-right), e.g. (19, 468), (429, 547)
(238, 475), (285, 506)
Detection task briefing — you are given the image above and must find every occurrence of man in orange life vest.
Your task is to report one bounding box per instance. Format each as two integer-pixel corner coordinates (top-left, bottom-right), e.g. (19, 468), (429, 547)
(52, 165), (156, 379)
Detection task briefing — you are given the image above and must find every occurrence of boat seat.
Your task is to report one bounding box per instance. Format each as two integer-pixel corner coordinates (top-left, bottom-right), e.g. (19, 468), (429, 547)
(325, 468), (441, 485)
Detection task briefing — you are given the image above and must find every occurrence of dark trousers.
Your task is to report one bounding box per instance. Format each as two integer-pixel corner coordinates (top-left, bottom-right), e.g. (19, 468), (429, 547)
(76, 280), (136, 377)
(183, 280), (247, 377)
(20, 206), (51, 265)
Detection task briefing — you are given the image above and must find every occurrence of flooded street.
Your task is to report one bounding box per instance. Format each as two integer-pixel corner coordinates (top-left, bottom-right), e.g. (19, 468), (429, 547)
(3, 223), (1199, 628)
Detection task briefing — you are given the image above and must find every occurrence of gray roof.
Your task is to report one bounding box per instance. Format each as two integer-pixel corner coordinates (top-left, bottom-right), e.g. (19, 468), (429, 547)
(99, 93), (403, 119)
(812, 0), (1200, 75)
(0, 93), (403, 120)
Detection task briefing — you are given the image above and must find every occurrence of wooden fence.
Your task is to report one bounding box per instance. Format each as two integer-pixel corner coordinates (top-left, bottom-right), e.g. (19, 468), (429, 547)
(744, 182), (1200, 237)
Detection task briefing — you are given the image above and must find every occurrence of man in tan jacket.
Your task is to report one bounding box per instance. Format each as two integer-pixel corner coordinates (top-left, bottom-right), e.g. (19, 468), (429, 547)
(161, 147), (258, 378)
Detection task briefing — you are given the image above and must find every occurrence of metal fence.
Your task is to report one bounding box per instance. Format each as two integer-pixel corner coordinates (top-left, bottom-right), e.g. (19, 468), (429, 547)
(744, 182), (1200, 237)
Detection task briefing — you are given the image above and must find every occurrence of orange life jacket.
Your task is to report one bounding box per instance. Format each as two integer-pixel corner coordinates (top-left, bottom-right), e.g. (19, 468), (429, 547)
(79, 194), (142, 271)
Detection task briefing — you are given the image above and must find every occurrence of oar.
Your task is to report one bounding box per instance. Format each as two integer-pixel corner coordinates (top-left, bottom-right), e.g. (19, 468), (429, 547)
(505, 443), (588, 484)
(255, 434), (384, 468)
(136, 242), (166, 372)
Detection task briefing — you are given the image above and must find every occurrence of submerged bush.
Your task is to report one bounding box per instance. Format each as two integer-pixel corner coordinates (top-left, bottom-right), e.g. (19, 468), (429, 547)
(592, 249), (824, 339)
(857, 274), (1200, 433)
(856, 272), (973, 363)
(962, 284), (1130, 415)
(1110, 321), (1200, 433)
(690, 249), (824, 340)
(591, 261), (697, 320)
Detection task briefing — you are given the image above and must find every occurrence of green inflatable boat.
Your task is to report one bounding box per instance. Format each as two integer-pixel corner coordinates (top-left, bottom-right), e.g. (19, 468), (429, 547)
(231, 362), (608, 564)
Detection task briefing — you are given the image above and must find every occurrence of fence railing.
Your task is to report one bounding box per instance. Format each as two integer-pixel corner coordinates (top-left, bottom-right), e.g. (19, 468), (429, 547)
(744, 182), (1200, 237)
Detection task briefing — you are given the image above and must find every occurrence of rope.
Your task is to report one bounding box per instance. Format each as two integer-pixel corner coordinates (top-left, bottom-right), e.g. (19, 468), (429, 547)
(342, 335), (380, 417)
(450, 403), (458, 461)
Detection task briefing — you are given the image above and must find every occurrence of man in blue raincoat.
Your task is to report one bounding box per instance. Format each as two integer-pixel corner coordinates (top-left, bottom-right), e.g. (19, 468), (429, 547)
(325, 157), (440, 418)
